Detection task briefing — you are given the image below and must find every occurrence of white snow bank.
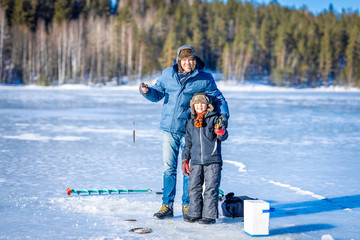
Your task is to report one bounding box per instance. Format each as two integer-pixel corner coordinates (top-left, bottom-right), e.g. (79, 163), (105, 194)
(321, 234), (334, 240)
(52, 136), (89, 141)
(0, 84), (139, 91)
(262, 178), (326, 200)
(216, 81), (360, 92)
(224, 160), (247, 172)
(2, 133), (88, 142)
(67, 127), (132, 134)
(1, 81), (359, 92)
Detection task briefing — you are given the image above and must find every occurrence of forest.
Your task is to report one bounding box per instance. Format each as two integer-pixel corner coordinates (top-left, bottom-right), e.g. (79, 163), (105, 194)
(0, 0), (359, 87)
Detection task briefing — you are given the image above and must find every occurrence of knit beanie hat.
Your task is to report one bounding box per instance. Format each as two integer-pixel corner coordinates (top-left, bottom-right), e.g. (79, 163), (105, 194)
(177, 45), (196, 72)
(190, 92), (214, 115)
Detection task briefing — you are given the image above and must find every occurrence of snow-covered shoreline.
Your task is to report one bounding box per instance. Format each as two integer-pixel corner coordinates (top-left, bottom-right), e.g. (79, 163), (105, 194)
(1, 82), (359, 93)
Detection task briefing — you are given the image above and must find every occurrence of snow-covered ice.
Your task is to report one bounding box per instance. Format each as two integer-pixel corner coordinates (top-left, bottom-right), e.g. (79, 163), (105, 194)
(0, 84), (360, 239)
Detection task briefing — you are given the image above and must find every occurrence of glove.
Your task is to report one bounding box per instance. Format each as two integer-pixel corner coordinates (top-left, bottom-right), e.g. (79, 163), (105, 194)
(218, 114), (228, 128)
(182, 159), (190, 176)
(139, 82), (149, 94)
(214, 126), (226, 136)
(214, 116), (227, 136)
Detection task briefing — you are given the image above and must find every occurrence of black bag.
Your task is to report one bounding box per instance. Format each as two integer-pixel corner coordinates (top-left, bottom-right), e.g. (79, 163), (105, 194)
(221, 192), (257, 218)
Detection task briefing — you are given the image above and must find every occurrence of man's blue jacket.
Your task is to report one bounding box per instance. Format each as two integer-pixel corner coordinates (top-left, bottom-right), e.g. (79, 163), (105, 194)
(140, 55), (229, 135)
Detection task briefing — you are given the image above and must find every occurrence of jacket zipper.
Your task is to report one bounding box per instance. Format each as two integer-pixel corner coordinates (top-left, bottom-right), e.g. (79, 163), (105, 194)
(200, 127), (204, 164)
(170, 69), (197, 132)
(170, 73), (182, 132)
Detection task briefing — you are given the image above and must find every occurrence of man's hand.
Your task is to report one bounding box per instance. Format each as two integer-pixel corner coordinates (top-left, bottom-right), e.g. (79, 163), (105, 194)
(182, 159), (190, 176)
(139, 82), (149, 94)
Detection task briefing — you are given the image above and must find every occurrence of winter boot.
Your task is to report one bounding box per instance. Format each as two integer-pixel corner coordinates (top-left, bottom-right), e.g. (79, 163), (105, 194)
(153, 205), (173, 219)
(182, 205), (189, 217)
(198, 218), (216, 224)
(183, 215), (201, 223)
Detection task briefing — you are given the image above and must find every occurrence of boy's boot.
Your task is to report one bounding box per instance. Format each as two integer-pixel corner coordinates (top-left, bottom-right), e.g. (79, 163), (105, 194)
(153, 205), (173, 219)
(198, 218), (216, 224)
(183, 215), (201, 223)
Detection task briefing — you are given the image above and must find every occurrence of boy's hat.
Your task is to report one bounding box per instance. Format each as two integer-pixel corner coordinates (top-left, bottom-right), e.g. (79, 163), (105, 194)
(190, 92), (214, 115)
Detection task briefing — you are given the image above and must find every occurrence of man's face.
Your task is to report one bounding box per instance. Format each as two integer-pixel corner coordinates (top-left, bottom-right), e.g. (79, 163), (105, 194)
(194, 103), (208, 113)
(180, 57), (195, 73)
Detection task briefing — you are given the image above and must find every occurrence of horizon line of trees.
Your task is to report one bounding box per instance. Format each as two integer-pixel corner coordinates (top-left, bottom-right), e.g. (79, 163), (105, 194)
(0, 0), (359, 87)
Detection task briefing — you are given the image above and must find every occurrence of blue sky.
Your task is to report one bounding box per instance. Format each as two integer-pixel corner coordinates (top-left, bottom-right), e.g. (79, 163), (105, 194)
(259, 0), (359, 14)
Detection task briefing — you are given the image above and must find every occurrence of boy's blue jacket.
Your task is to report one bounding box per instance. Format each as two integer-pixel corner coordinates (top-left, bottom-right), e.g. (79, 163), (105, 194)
(140, 49), (229, 135)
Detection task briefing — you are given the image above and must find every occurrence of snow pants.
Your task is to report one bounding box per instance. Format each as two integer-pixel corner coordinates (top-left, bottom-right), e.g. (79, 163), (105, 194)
(187, 163), (221, 220)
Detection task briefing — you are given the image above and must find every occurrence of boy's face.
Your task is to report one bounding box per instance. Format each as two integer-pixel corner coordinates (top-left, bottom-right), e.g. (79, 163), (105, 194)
(194, 102), (208, 113)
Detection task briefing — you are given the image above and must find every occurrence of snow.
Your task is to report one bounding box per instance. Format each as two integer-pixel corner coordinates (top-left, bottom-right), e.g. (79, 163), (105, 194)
(0, 84), (360, 239)
(262, 178), (326, 200)
(2, 133), (89, 142)
(224, 160), (247, 172)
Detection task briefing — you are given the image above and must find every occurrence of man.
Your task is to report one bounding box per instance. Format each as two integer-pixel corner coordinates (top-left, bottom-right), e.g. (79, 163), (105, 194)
(139, 45), (229, 219)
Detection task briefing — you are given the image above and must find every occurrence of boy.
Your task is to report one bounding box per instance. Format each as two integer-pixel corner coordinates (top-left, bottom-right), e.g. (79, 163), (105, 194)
(182, 92), (228, 224)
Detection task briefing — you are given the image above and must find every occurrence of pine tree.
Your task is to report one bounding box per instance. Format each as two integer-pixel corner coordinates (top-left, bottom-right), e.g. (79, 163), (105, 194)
(345, 24), (358, 86)
(188, 1), (204, 58)
(319, 23), (332, 86)
(160, 24), (177, 69)
(35, 0), (55, 31)
(13, 0), (37, 31)
(332, 12), (348, 84)
(272, 22), (286, 86)
(54, 0), (73, 24)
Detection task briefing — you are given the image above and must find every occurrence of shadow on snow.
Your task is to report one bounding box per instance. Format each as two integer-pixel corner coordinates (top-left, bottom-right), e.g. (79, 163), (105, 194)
(270, 224), (335, 235)
(268, 195), (360, 235)
(270, 194), (360, 218)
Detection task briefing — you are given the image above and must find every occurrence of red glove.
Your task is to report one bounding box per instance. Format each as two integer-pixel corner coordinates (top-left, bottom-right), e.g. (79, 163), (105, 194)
(214, 126), (226, 136)
(182, 159), (190, 176)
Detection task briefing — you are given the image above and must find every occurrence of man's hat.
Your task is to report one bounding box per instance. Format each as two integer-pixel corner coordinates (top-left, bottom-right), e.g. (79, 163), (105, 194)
(176, 45), (196, 72)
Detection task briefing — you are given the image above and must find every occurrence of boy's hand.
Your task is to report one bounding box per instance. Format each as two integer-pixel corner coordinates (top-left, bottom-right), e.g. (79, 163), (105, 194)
(214, 126), (226, 136)
(215, 118), (226, 136)
(182, 159), (190, 176)
(218, 115), (228, 128)
(139, 82), (149, 94)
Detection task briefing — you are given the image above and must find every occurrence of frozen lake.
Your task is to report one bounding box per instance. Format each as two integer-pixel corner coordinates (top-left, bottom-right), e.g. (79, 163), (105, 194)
(0, 85), (360, 239)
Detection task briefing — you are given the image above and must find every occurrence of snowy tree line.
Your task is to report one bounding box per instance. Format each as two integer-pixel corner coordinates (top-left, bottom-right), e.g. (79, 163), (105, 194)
(0, 0), (359, 87)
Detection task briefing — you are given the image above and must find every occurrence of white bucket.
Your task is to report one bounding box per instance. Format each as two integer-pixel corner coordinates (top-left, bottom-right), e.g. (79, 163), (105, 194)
(244, 200), (270, 236)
